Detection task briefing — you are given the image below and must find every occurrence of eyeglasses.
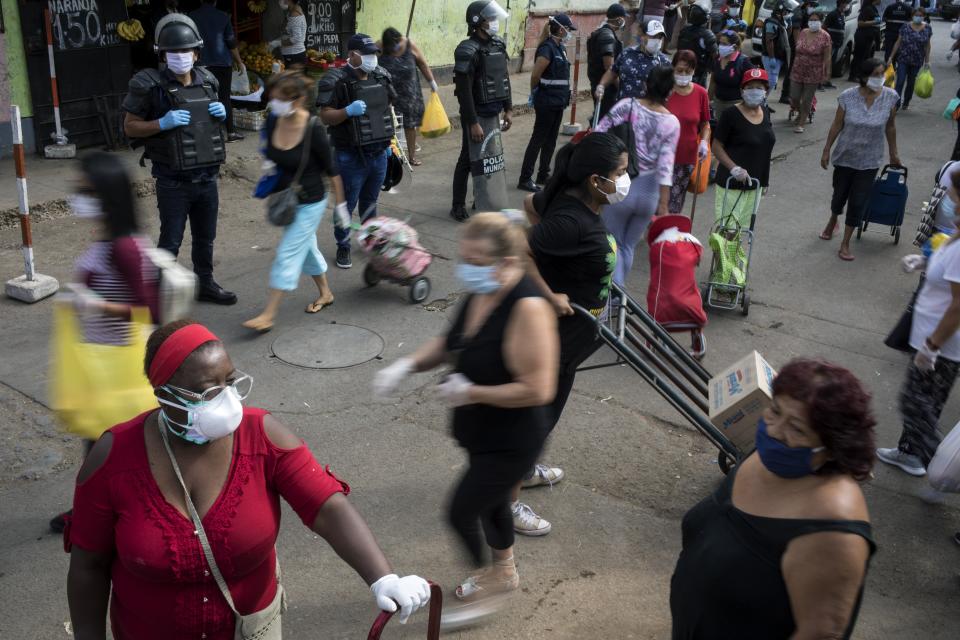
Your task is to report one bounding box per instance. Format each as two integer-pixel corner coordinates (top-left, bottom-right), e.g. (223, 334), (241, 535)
(167, 370), (254, 404)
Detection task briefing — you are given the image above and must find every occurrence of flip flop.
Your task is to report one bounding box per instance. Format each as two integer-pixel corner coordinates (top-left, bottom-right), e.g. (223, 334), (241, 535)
(838, 250), (855, 261)
(305, 298), (334, 313)
(241, 319), (274, 334)
(410, 158), (423, 166)
(819, 223), (838, 240)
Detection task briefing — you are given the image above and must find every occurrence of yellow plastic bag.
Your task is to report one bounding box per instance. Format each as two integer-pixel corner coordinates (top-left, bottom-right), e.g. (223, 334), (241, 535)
(883, 64), (895, 88)
(915, 68), (934, 99)
(420, 92), (451, 139)
(49, 303), (157, 440)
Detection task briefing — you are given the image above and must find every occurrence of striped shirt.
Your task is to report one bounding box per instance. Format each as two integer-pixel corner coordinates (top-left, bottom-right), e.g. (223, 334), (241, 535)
(281, 14), (307, 55)
(75, 236), (159, 345)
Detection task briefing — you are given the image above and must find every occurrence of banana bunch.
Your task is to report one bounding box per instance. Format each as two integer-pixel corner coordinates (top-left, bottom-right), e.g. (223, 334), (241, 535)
(247, 0), (267, 13)
(118, 19), (145, 42)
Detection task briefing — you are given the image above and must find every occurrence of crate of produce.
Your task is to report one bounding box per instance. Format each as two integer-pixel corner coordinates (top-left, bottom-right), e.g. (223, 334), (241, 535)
(234, 108), (268, 131)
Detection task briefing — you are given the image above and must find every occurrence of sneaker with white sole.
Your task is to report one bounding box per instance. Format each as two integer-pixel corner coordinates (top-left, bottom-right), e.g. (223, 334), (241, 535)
(522, 463), (564, 488)
(512, 501), (551, 536)
(876, 447), (926, 477)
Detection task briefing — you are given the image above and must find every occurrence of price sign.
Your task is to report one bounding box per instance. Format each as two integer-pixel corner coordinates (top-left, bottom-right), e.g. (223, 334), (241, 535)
(47, 0), (124, 50)
(303, 0), (342, 52)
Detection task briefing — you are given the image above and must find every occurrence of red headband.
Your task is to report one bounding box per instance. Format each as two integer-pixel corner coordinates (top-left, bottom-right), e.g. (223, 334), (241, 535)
(148, 324), (221, 387)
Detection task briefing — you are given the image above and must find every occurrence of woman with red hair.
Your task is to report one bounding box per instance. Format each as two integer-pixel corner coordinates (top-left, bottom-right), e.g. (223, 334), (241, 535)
(66, 320), (430, 638)
(667, 49), (711, 213)
(671, 358), (877, 639)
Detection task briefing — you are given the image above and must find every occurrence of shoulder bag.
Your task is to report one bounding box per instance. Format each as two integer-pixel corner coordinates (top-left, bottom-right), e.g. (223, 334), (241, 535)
(266, 116), (315, 227)
(609, 99), (639, 178)
(158, 421), (286, 639)
(884, 275), (924, 353)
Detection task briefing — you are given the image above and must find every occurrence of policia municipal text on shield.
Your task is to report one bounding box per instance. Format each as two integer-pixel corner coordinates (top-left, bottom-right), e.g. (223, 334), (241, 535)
(450, 0), (514, 222)
(122, 14), (236, 305)
(317, 34), (397, 270)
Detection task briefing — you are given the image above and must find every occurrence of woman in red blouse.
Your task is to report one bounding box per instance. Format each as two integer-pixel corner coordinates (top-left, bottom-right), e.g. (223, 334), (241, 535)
(667, 49), (711, 214)
(66, 320), (430, 638)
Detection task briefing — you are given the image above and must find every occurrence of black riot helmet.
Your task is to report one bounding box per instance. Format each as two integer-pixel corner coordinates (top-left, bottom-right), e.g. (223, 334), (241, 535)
(466, 0), (509, 33)
(688, 4), (708, 26)
(154, 14), (204, 52)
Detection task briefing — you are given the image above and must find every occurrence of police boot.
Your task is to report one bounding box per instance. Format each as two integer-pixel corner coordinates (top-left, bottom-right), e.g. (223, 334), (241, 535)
(450, 204), (470, 222)
(198, 280), (238, 305)
(517, 179), (541, 193)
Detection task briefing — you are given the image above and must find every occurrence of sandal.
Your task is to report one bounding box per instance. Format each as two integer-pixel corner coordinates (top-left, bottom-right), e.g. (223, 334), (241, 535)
(794, 125), (805, 133)
(242, 317), (274, 333)
(306, 297), (334, 313)
(819, 222), (838, 240)
(838, 249), (855, 261)
(409, 158), (423, 166)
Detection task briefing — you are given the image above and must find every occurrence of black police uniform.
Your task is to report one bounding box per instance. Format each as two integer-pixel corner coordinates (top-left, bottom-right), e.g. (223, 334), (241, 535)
(851, 1), (880, 81)
(519, 37), (570, 186)
(677, 8), (717, 87)
(452, 32), (512, 211)
(587, 22), (623, 120)
(121, 66), (227, 291)
(883, 1), (912, 63)
(316, 65), (396, 250)
(824, 7), (846, 67)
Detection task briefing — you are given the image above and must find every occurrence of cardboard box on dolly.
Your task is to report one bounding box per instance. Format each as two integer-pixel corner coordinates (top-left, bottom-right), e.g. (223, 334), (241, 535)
(708, 351), (776, 454)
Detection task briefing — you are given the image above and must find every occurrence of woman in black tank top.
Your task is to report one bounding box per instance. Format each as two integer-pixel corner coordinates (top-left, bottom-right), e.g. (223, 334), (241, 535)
(671, 359), (878, 639)
(372, 212), (559, 607)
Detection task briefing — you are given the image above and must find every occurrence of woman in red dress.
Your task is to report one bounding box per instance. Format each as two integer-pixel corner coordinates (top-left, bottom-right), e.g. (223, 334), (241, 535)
(66, 320), (430, 638)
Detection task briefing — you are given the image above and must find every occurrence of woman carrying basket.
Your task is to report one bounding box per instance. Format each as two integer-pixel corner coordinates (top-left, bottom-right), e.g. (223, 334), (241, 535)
(243, 72), (350, 333)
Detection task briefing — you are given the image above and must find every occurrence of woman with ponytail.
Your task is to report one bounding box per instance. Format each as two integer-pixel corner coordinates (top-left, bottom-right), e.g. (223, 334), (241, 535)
(512, 132), (628, 535)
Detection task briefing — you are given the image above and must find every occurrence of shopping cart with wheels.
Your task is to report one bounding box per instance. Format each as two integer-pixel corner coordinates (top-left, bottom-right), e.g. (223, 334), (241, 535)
(357, 216), (433, 304)
(703, 177), (761, 316)
(856, 164), (908, 245)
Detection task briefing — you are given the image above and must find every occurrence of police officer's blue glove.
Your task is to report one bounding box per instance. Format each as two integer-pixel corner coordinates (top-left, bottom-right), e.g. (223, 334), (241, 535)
(345, 100), (367, 117)
(158, 110), (191, 130)
(208, 101), (227, 120)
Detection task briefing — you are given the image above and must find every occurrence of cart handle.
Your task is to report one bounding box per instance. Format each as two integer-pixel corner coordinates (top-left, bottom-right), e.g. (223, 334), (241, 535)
(723, 175), (761, 191)
(367, 582), (443, 640)
(880, 163), (908, 179)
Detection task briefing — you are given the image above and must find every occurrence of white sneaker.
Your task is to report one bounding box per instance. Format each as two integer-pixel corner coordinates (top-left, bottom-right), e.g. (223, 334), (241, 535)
(522, 463), (564, 488)
(512, 501), (551, 536)
(876, 447), (926, 477)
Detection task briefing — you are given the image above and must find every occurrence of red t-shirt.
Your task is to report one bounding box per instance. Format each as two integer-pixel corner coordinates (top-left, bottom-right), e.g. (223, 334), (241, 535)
(667, 84), (711, 166)
(66, 407), (349, 639)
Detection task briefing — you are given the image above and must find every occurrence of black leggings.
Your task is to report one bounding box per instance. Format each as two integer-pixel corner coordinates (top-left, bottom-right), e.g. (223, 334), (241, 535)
(449, 446), (542, 566)
(831, 165), (878, 228)
(520, 106), (565, 182)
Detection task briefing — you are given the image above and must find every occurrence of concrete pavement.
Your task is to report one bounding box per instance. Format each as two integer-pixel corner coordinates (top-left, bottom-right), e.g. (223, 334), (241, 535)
(1, 32), (959, 639)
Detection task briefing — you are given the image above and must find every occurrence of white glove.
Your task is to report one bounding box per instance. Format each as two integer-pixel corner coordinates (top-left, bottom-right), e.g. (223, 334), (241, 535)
(698, 139), (709, 160)
(731, 166), (750, 182)
(269, 39), (281, 49)
(371, 574), (431, 624)
(947, 50), (955, 61)
(429, 79), (439, 92)
(595, 84), (605, 99)
(914, 340), (939, 372)
(333, 202), (351, 229)
(901, 254), (927, 273)
(436, 372), (474, 407)
(373, 357), (414, 398)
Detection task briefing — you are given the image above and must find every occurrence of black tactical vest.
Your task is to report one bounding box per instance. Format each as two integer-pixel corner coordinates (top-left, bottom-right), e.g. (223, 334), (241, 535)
(346, 74), (395, 147)
(139, 68), (226, 171)
(477, 43), (510, 104)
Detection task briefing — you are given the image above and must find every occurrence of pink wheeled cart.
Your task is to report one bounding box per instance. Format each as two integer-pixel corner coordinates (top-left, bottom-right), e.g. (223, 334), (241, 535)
(357, 216), (433, 303)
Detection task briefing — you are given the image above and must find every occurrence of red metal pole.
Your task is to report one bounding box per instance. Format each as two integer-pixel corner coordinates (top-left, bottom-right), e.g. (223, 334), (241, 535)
(43, 8), (66, 145)
(569, 35), (581, 125)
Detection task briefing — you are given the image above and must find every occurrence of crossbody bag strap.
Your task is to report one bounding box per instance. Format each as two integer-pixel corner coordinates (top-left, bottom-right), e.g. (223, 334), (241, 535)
(157, 420), (241, 615)
(291, 116), (316, 190)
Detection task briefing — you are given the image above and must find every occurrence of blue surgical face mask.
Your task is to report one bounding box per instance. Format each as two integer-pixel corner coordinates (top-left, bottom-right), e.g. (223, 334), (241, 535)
(456, 262), (502, 294)
(755, 418), (826, 479)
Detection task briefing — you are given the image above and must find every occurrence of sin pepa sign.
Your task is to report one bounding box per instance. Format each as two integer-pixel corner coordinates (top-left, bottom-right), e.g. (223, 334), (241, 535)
(303, 0), (343, 52)
(47, 0), (123, 50)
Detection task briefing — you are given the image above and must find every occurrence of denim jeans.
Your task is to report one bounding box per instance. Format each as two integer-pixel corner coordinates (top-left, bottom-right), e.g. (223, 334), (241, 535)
(762, 56), (783, 91)
(895, 62), (922, 108)
(334, 148), (389, 249)
(155, 177), (219, 281)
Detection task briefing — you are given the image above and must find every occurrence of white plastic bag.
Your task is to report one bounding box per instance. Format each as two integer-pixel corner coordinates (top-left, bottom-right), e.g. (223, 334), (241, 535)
(951, 19), (960, 41)
(231, 65), (250, 95)
(928, 421), (960, 492)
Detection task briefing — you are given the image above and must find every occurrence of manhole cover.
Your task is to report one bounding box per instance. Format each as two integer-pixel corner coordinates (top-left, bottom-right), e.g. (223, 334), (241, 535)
(271, 324), (384, 369)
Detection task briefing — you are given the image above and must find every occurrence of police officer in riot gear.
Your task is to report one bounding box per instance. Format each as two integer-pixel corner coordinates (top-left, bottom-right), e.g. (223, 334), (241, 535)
(451, 0), (514, 222)
(518, 13), (576, 192)
(317, 34), (397, 269)
(122, 14), (236, 305)
(587, 4), (627, 122)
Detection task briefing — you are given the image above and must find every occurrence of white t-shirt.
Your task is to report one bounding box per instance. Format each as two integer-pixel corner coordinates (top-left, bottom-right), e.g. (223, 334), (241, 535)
(911, 238), (960, 361)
